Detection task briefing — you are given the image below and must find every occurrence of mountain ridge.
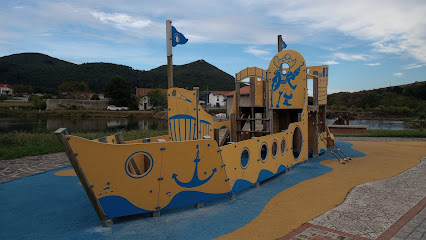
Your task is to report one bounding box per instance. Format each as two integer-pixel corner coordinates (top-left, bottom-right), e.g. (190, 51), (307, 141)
(0, 53), (235, 93)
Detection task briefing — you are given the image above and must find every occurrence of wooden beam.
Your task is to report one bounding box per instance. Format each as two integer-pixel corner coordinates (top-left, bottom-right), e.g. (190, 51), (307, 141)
(54, 128), (112, 227)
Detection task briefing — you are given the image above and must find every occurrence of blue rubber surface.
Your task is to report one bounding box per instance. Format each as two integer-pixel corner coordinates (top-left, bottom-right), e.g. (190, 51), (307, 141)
(0, 141), (365, 240)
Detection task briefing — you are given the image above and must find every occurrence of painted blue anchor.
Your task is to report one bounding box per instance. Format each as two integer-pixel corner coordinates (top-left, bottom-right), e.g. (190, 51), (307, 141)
(172, 145), (217, 188)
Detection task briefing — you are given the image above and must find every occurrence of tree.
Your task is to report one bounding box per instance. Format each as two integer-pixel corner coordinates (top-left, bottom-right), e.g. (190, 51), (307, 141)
(58, 81), (90, 99)
(13, 84), (33, 94)
(90, 94), (100, 100)
(147, 88), (167, 110)
(103, 75), (132, 107)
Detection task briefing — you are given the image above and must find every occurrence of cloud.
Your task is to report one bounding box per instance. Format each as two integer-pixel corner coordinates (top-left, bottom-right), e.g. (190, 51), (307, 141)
(244, 46), (270, 56)
(322, 60), (340, 65)
(333, 52), (368, 61)
(91, 11), (152, 30)
(365, 63), (381, 66)
(393, 72), (403, 77)
(403, 63), (423, 69)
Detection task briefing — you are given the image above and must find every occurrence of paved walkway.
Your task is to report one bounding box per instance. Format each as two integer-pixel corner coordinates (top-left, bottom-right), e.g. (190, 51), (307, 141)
(0, 152), (68, 183)
(309, 156), (426, 239)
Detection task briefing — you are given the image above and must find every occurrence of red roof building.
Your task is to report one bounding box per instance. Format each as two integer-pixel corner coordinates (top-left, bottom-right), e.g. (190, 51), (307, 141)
(0, 83), (13, 95)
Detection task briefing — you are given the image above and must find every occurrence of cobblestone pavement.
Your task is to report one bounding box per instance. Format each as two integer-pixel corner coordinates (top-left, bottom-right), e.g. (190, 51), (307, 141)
(0, 152), (69, 183)
(391, 207), (426, 240)
(309, 157), (426, 239)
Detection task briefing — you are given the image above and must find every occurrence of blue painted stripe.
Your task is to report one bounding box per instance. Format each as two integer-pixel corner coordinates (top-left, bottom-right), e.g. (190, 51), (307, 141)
(169, 122), (173, 141)
(178, 119), (181, 141)
(173, 120), (177, 142)
(200, 120), (211, 125)
(189, 119), (192, 140)
(169, 114), (196, 120)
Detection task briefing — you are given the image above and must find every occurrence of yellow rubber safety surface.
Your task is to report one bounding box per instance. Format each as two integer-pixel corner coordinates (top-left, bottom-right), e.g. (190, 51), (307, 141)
(54, 168), (76, 176)
(216, 141), (426, 240)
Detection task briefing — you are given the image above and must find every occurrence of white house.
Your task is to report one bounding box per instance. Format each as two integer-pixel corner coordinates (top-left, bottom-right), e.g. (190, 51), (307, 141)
(0, 84), (13, 95)
(136, 88), (168, 110)
(206, 91), (231, 108)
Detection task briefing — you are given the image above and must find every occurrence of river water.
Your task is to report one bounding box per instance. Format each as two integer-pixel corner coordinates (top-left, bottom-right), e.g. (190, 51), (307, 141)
(327, 119), (408, 130)
(0, 118), (409, 133)
(0, 118), (167, 133)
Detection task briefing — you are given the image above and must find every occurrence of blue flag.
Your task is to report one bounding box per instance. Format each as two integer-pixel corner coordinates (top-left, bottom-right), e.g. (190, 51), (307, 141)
(282, 39), (287, 49)
(172, 26), (188, 47)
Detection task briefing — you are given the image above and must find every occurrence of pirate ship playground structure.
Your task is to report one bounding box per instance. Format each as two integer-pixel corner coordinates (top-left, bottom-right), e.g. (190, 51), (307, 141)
(55, 44), (349, 227)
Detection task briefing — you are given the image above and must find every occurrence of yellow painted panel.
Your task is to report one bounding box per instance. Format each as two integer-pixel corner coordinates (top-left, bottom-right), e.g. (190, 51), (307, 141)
(268, 50), (307, 109)
(221, 122), (308, 189)
(158, 140), (230, 208)
(255, 79), (264, 106)
(236, 67), (268, 82)
(168, 88), (198, 141)
(66, 136), (164, 211)
(198, 107), (214, 138)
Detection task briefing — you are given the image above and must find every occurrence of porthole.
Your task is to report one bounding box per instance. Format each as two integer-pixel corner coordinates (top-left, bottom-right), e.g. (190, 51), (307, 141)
(260, 142), (268, 162)
(272, 140), (278, 158)
(125, 151), (153, 178)
(292, 126), (303, 160)
(281, 138), (286, 155)
(240, 148), (250, 169)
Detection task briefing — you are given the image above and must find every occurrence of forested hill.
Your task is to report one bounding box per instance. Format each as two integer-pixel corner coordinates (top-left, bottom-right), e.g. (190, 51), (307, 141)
(327, 81), (426, 117)
(0, 53), (235, 93)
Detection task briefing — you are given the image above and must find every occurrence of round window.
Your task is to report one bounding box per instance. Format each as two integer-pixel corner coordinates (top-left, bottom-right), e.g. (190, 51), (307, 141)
(260, 142), (268, 162)
(281, 138), (286, 155)
(125, 151), (153, 178)
(272, 140), (278, 158)
(293, 127), (303, 159)
(240, 148), (250, 169)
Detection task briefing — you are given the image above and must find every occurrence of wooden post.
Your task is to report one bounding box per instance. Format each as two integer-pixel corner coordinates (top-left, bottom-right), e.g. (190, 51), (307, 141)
(313, 71), (319, 106)
(312, 72), (319, 157)
(214, 128), (220, 145)
(265, 76), (273, 134)
(250, 77), (256, 106)
(54, 128), (112, 227)
(230, 113), (236, 142)
(194, 87), (200, 140)
(166, 20), (173, 88)
(235, 75), (240, 142)
(278, 35), (283, 52)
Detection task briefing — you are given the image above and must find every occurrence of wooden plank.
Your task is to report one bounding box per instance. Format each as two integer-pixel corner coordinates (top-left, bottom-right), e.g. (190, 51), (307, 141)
(54, 128), (112, 227)
(214, 128), (220, 145)
(114, 132), (125, 144)
(220, 128), (230, 147)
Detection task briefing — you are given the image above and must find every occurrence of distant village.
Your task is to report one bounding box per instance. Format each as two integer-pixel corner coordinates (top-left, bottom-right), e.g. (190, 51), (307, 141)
(0, 82), (254, 116)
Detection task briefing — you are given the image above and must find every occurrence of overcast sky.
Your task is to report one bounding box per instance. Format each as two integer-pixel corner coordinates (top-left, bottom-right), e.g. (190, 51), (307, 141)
(1, 0), (425, 93)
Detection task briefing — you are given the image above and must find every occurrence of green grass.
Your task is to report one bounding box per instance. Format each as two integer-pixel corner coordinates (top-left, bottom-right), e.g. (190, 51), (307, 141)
(0, 129), (168, 160)
(335, 129), (426, 138)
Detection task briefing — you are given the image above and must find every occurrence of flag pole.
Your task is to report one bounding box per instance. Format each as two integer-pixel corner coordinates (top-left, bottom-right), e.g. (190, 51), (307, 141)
(166, 20), (173, 88)
(278, 35), (283, 52)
